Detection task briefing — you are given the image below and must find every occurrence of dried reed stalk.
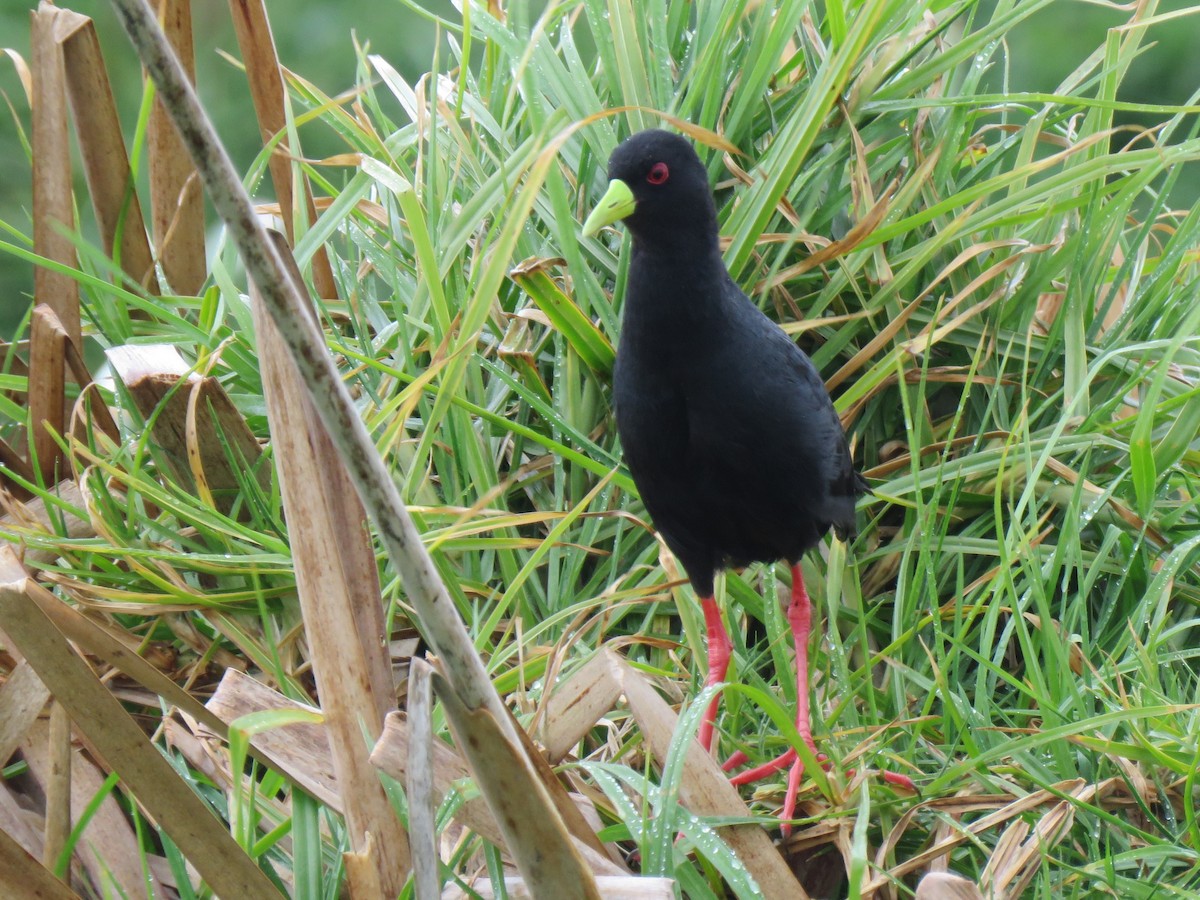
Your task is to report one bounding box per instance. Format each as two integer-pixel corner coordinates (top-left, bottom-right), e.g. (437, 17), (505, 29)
(41, 703), (71, 871)
(21, 715), (163, 898)
(30, 2), (80, 348)
(28, 305), (66, 484)
(253, 236), (410, 891)
(55, 7), (158, 293)
(0, 826), (76, 899)
(148, 0), (206, 295)
(0, 547), (281, 898)
(228, 0), (339, 300)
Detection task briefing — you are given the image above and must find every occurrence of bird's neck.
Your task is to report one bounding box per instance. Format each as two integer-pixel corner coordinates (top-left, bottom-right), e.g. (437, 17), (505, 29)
(621, 243), (733, 342)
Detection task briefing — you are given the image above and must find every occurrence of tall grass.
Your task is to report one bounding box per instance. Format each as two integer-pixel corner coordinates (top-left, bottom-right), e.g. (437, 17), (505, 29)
(5, 0), (1200, 895)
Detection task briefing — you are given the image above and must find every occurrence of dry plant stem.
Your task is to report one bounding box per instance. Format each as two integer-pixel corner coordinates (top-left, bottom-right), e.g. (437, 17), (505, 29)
(431, 671), (602, 899)
(253, 250), (410, 890)
(373, 710), (627, 878)
(406, 660), (439, 900)
(30, 3), (81, 347)
(257, 231), (393, 709)
(107, 0), (507, 732)
(29, 305), (66, 483)
(42, 703), (71, 871)
(20, 716), (162, 900)
(57, 7), (159, 293)
(148, 0), (206, 296)
(0, 551), (281, 898)
(227, 0), (339, 300)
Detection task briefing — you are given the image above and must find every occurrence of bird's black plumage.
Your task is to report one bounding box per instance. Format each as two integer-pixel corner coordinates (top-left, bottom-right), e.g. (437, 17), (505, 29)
(600, 130), (867, 598)
(581, 131), (915, 827)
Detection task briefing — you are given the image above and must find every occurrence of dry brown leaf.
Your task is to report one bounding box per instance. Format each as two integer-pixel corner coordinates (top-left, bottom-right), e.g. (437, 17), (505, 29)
(1041, 455), (1169, 547)
(197, 668), (340, 807)
(22, 715), (164, 899)
(0, 551), (280, 898)
(1, 47), (32, 98)
(106, 343), (269, 516)
(0, 825), (77, 900)
(608, 649), (811, 899)
(915, 871), (985, 900)
(865, 782), (1087, 894)
(756, 180), (898, 293)
(0, 479), (91, 575)
(371, 711), (626, 878)
(257, 195), (390, 227)
(1021, 612), (1084, 676)
(983, 780), (1092, 898)
(539, 649), (624, 763)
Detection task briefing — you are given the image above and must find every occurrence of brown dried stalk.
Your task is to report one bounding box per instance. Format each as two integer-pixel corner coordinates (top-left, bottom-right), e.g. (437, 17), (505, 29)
(30, 2), (80, 347)
(148, 0), (206, 295)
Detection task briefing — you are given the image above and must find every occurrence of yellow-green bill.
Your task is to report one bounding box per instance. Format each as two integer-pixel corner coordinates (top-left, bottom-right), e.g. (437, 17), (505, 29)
(581, 179), (636, 237)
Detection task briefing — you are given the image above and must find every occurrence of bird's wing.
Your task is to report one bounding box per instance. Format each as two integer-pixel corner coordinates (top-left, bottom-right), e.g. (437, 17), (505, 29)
(705, 310), (865, 527)
(774, 328), (867, 534)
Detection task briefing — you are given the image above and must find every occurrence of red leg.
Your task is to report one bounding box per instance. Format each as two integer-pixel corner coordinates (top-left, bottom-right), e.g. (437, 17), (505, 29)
(779, 565), (817, 835)
(697, 594), (732, 754)
(786, 564), (818, 755)
(729, 564), (820, 776)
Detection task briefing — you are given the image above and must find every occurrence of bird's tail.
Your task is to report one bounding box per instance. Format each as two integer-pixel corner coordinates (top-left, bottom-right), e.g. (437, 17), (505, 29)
(833, 470), (872, 542)
(833, 520), (857, 542)
(852, 469), (872, 496)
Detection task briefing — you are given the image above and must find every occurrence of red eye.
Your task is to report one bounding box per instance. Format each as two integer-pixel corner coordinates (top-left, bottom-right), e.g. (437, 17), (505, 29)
(646, 162), (669, 185)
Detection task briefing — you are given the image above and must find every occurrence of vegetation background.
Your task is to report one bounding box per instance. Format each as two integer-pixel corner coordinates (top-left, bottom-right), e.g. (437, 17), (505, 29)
(1, 0), (1200, 897)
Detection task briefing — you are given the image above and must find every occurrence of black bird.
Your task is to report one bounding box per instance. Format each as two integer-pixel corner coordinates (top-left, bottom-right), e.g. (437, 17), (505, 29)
(582, 130), (912, 830)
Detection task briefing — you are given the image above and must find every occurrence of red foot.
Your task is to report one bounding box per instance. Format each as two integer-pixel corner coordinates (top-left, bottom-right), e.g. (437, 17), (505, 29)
(695, 565), (917, 837)
(724, 747), (916, 835)
(881, 770), (917, 791)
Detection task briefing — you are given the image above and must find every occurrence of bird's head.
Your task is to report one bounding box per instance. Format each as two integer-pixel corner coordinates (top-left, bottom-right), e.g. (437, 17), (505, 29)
(581, 129), (718, 251)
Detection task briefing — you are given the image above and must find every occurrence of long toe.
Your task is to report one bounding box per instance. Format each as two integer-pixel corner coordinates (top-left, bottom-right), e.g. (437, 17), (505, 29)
(780, 756), (805, 838)
(721, 750), (749, 772)
(881, 768), (918, 791)
(727, 748), (798, 786)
